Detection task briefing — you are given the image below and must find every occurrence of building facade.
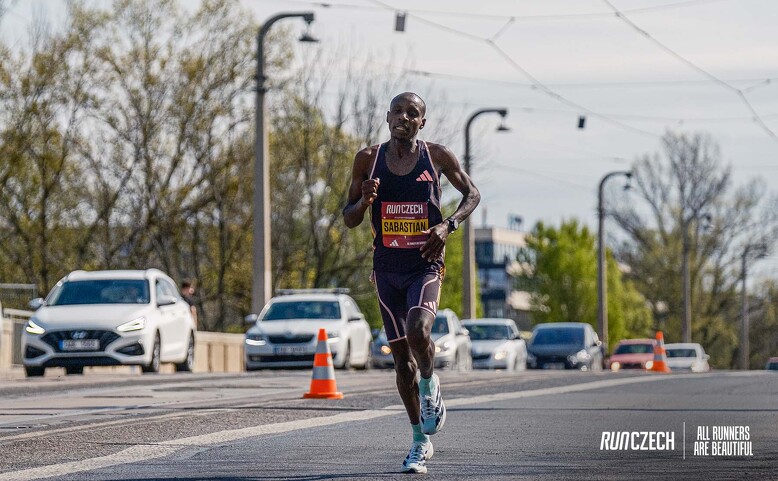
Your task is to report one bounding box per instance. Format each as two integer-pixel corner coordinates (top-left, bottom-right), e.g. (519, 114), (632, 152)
(475, 226), (532, 330)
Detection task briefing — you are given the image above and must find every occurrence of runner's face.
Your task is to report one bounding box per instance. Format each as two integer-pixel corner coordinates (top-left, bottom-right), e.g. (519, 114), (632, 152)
(386, 97), (425, 140)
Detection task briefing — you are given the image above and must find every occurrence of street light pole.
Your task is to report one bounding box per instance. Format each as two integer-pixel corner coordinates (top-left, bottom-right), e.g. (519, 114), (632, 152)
(680, 213), (711, 343)
(681, 222), (691, 342)
(463, 108), (509, 320)
(597, 171), (631, 351)
(741, 243), (767, 370)
(253, 12), (316, 315)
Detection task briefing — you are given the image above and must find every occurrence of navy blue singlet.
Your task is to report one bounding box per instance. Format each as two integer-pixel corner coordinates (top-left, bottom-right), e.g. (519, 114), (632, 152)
(369, 140), (444, 273)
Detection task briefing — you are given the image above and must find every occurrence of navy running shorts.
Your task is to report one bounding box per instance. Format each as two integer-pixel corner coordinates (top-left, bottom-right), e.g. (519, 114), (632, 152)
(373, 266), (443, 343)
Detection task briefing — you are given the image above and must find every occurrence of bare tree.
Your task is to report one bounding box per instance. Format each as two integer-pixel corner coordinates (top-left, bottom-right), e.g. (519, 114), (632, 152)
(611, 131), (778, 367)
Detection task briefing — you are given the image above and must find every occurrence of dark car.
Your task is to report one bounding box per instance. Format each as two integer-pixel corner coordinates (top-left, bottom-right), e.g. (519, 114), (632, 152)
(765, 357), (778, 371)
(526, 322), (604, 371)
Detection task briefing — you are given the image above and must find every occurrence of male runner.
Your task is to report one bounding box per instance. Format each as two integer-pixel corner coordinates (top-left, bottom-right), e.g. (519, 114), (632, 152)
(343, 92), (480, 474)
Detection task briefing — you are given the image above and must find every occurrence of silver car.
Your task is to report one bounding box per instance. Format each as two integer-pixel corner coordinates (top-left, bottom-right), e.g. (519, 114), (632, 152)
(463, 318), (526, 371)
(244, 290), (372, 370)
(432, 309), (472, 370)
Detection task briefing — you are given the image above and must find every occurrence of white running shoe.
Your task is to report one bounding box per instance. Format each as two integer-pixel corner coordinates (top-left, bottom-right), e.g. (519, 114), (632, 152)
(420, 373), (446, 435)
(401, 440), (434, 474)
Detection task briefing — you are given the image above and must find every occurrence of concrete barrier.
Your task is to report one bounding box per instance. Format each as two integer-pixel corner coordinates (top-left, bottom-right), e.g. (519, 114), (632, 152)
(0, 306), (245, 374)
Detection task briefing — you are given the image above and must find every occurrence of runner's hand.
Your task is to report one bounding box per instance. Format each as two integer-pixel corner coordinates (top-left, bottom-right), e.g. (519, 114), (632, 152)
(420, 223), (448, 262)
(361, 178), (380, 207)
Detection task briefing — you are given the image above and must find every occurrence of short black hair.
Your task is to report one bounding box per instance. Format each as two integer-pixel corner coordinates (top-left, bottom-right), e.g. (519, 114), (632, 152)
(390, 92), (426, 116)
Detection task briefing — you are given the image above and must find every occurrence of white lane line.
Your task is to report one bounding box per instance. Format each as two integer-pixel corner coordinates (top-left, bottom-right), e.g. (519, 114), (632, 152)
(0, 373), (725, 481)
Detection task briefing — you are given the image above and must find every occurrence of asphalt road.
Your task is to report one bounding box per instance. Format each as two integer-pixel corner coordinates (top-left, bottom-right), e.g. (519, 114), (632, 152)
(0, 369), (775, 480)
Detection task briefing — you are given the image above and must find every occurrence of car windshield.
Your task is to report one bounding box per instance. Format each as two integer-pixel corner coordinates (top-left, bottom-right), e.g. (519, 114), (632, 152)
(768, 362), (778, 370)
(262, 301), (340, 321)
(48, 280), (150, 305)
(467, 324), (511, 340)
(614, 343), (654, 354)
(666, 348), (697, 358)
(531, 327), (584, 346)
(432, 316), (449, 335)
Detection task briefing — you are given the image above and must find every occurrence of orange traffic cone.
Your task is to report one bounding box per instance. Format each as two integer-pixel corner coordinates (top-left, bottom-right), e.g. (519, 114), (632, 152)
(650, 331), (672, 373)
(303, 328), (344, 399)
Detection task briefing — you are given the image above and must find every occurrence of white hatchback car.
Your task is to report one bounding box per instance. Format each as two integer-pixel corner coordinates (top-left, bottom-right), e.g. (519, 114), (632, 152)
(664, 342), (711, 372)
(23, 269), (196, 377)
(244, 290), (372, 370)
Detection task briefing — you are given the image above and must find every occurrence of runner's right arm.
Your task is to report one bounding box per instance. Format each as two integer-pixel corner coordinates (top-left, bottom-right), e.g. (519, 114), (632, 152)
(343, 147), (380, 229)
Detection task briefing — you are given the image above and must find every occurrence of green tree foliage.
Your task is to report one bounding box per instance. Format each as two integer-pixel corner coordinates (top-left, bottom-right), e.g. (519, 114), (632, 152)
(518, 219), (652, 350)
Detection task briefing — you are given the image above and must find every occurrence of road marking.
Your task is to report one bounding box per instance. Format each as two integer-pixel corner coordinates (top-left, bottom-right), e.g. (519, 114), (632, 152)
(0, 373), (741, 481)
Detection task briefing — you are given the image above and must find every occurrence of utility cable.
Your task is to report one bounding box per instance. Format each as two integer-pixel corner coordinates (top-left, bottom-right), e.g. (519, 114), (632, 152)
(364, 0), (659, 138)
(603, 0), (778, 142)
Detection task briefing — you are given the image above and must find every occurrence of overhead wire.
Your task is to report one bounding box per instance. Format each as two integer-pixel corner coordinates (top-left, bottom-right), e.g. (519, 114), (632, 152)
(255, 0), (732, 22)
(407, 69), (778, 92)
(602, 0), (778, 142)
(365, 0), (659, 138)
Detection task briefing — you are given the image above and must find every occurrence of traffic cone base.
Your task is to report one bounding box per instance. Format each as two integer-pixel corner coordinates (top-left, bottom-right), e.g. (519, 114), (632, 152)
(650, 331), (672, 373)
(303, 328), (344, 399)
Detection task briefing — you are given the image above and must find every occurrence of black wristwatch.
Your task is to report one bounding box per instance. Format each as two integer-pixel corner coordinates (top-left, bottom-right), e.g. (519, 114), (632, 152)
(445, 217), (459, 233)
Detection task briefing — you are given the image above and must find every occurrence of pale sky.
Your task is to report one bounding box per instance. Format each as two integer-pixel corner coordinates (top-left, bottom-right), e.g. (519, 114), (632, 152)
(4, 0), (778, 278)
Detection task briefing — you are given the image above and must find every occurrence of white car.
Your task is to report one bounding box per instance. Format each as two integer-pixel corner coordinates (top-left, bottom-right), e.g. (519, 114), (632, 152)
(22, 269), (196, 377)
(244, 290), (372, 370)
(665, 342), (711, 372)
(463, 318), (526, 371)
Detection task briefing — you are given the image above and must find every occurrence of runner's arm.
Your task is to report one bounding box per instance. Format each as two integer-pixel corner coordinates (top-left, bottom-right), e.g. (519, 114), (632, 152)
(420, 144), (480, 261)
(343, 148), (380, 229)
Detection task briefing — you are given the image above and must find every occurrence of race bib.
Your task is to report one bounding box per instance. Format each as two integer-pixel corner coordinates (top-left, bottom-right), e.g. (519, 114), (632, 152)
(381, 202), (429, 248)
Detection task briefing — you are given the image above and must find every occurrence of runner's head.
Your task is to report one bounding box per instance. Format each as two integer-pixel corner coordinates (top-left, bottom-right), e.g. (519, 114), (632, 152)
(387, 92), (426, 141)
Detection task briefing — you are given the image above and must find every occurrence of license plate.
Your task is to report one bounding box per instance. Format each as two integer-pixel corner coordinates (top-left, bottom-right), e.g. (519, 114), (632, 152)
(543, 362), (565, 370)
(273, 346), (308, 355)
(61, 339), (100, 351)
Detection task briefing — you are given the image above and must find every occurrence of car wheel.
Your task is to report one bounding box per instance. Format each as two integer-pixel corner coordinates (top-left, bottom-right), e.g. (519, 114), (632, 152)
(175, 333), (195, 372)
(25, 366), (45, 377)
(356, 342), (372, 370)
(516, 353), (527, 371)
(341, 342), (352, 370)
(65, 366), (84, 375)
(142, 333), (161, 374)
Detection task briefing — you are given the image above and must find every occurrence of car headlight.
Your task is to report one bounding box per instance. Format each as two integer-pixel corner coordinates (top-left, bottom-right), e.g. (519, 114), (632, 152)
(25, 318), (45, 335)
(610, 361), (621, 372)
(327, 331), (340, 343)
(380, 345), (391, 355)
(644, 360), (653, 370)
(568, 349), (590, 364)
(494, 350), (508, 361)
(442, 340), (453, 351)
(117, 316), (146, 332)
(245, 333), (266, 346)
(435, 345), (441, 353)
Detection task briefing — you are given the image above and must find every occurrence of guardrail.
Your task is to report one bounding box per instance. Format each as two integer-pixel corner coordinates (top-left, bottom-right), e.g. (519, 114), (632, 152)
(0, 307), (245, 374)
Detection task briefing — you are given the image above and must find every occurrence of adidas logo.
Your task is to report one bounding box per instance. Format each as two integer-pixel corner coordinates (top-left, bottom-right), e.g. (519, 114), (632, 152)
(416, 170), (434, 182)
(390, 239), (399, 247)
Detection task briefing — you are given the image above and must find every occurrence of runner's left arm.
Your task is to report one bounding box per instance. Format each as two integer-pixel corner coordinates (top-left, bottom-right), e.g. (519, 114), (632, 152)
(420, 144), (481, 262)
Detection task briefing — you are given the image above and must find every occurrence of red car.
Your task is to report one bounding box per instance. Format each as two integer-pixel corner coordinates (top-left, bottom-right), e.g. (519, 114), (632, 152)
(607, 339), (657, 371)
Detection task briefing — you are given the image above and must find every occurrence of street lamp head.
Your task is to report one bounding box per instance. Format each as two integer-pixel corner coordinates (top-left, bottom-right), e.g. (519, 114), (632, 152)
(623, 172), (633, 191)
(299, 31), (319, 43)
(299, 13), (318, 42)
(496, 122), (510, 132)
